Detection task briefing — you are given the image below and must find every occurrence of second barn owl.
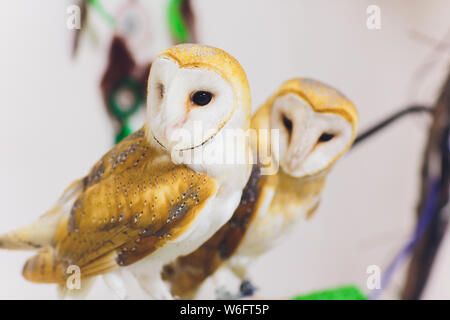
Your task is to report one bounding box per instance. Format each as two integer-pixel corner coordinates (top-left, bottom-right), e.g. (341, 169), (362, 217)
(163, 78), (358, 299)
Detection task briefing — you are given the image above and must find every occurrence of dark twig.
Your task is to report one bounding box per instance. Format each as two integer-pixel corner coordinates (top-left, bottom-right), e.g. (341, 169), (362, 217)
(352, 105), (432, 148)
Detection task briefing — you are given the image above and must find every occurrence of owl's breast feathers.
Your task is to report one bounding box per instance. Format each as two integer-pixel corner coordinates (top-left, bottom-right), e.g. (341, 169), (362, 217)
(270, 170), (327, 221)
(162, 165), (268, 297)
(22, 127), (217, 283)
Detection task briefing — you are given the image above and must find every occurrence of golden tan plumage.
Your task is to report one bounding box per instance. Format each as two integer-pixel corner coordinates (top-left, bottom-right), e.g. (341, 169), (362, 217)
(163, 78), (358, 299)
(162, 165), (270, 298)
(1, 44), (253, 299)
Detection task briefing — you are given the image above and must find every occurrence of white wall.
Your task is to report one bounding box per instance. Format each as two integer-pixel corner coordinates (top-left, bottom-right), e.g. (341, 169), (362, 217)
(0, 0), (449, 299)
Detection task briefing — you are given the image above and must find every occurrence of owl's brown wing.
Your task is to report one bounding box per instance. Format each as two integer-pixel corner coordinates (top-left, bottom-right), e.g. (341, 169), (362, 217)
(162, 165), (268, 298)
(82, 128), (151, 190)
(22, 140), (217, 284)
(0, 128), (157, 251)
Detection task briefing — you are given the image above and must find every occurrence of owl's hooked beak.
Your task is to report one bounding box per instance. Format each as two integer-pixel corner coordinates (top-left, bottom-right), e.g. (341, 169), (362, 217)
(164, 117), (188, 144)
(283, 124), (323, 175)
(151, 95), (189, 150)
(281, 111), (312, 174)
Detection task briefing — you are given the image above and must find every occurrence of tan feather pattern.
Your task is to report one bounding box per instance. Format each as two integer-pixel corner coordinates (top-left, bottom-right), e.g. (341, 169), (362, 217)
(22, 126), (217, 283)
(0, 179), (84, 250)
(162, 165), (268, 298)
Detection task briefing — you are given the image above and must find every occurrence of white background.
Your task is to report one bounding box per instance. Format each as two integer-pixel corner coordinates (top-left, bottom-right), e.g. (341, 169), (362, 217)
(0, 0), (449, 299)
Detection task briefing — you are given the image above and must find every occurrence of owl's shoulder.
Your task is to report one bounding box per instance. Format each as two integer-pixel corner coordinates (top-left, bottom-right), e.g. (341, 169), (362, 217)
(83, 127), (157, 189)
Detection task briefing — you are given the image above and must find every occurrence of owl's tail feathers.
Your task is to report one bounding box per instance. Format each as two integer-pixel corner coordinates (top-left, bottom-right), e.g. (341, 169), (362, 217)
(23, 247), (117, 286)
(0, 205), (62, 250)
(0, 232), (43, 250)
(22, 246), (65, 283)
(0, 179), (84, 251)
(24, 248), (97, 300)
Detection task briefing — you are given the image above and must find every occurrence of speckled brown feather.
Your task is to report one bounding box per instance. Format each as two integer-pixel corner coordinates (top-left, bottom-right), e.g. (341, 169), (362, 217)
(162, 165), (267, 298)
(0, 179), (84, 251)
(22, 126), (217, 283)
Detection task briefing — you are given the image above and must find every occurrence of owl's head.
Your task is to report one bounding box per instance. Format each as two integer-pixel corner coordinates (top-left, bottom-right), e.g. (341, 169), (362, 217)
(146, 44), (251, 157)
(253, 78), (358, 177)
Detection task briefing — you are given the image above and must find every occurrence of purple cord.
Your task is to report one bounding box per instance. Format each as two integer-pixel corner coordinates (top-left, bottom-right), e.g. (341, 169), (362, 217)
(369, 178), (441, 300)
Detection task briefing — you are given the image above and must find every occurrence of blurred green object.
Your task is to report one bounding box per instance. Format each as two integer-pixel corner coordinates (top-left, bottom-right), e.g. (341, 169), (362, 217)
(109, 77), (143, 119)
(167, 0), (191, 43)
(109, 77), (143, 143)
(87, 0), (115, 26)
(293, 285), (366, 300)
(115, 123), (133, 144)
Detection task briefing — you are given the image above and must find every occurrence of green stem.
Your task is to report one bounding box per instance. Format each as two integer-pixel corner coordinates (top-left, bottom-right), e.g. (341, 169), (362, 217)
(167, 0), (190, 43)
(87, 0), (115, 27)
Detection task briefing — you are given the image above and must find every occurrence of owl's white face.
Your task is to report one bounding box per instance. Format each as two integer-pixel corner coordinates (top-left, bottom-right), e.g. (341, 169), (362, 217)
(147, 56), (235, 152)
(270, 93), (353, 177)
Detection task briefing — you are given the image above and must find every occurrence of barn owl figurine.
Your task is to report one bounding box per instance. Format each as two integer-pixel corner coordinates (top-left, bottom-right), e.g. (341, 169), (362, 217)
(162, 78), (358, 299)
(0, 44), (252, 300)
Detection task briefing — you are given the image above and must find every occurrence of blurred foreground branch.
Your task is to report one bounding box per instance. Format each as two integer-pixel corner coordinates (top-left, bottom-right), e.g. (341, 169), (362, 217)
(402, 68), (450, 300)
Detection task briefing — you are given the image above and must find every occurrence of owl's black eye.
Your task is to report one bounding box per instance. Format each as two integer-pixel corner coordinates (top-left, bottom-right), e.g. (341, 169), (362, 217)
(281, 114), (293, 142)
(158, 83), (165, 98)
(192, 91), (213, 106)
(282, 114), (293, 134)
(318, 132), (335, 143)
